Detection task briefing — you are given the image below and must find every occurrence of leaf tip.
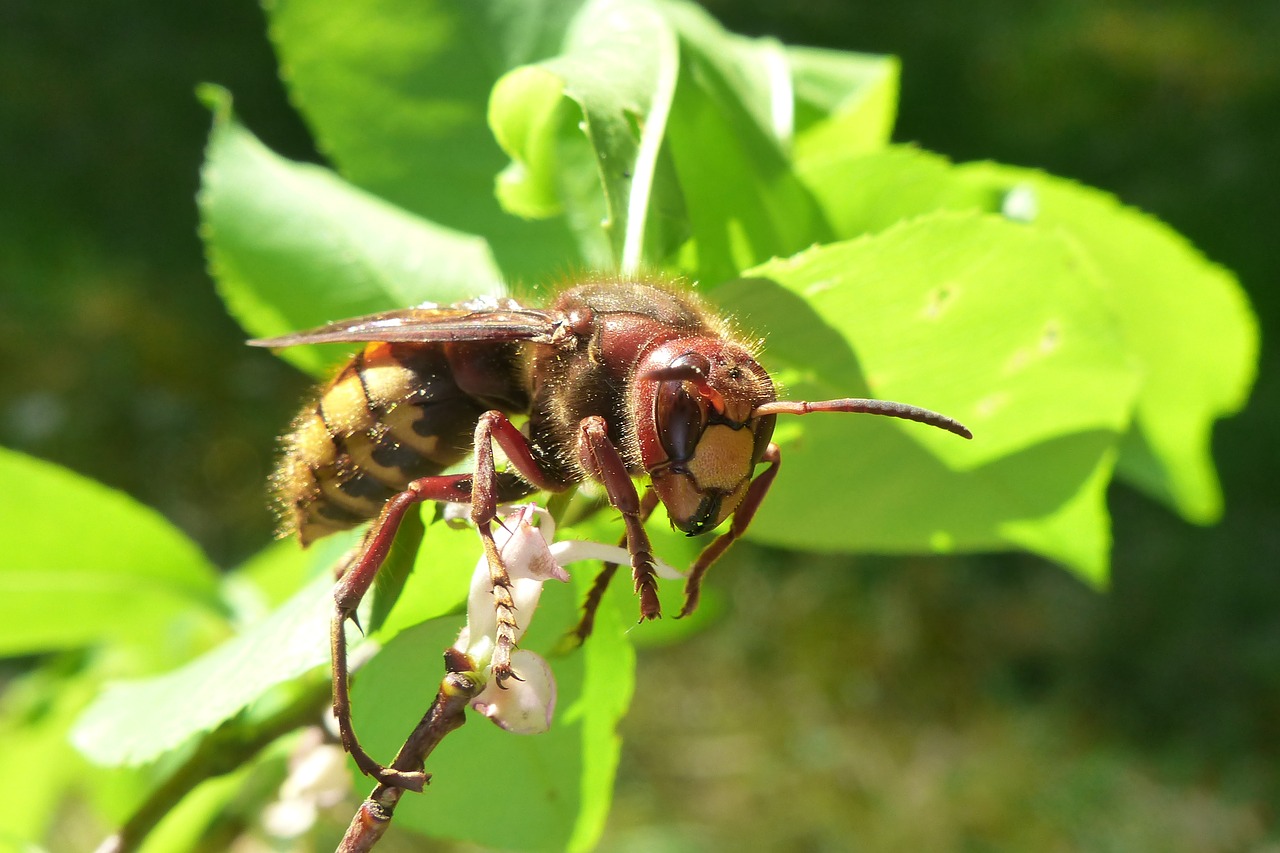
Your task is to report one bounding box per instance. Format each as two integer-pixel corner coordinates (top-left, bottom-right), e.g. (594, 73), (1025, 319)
(195, 83), (234, 123)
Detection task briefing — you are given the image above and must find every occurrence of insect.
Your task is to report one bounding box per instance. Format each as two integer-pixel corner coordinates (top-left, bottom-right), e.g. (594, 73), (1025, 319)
(250, 277), (972, 789)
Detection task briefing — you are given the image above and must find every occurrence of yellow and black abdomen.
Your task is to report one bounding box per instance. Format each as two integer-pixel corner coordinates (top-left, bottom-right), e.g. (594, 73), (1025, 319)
(274, 340), (530, 545)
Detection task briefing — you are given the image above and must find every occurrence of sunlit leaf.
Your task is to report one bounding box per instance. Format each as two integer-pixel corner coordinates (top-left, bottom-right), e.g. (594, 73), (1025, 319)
(659, 1), (832, 282)
(0, 448), (223, 657)
(722, 212), (1142, 584)
(371, 516), (481, 642)
(266, 0), (581, 282)
(72, 534), (357, 766)
(954, 163), (1258, 523)
(794, 144), (986, 238)
(790, 47), (899, 159)
(490, 0), (680, 270)
(198, 87), (504, 376)
(793, 143), (1259, 524)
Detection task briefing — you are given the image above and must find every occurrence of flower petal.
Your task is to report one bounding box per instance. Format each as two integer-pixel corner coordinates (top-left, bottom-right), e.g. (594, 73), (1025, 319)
(470, 650), (557, 734)
(454, 504), (570, 660)
(502, 507), (570, 585)
(549, 540), (686, 579)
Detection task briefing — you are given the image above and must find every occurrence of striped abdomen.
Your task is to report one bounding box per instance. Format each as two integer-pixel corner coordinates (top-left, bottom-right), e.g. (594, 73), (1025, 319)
(275, 340), (530, 545)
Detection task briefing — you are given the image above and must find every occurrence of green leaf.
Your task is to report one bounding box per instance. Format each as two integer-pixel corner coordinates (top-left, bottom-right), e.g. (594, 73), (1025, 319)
(265, 0), (581, 281)
(561, 541), (636, 852)
(366, 505), (426, 635)
(790, 47), (899, 159)
(489, 66), (573, 221)
(794, 144), (988, 239)
(69, 515), (489, 771)
(490, 0), (680, 270)
(721, 212), (1142, 584)
(137, 766), (256, 853)
(487, 0), (896, 279)
(997, 444), (1119, 579)
(371, 514), (480, 642)
(226, 537), (317, 611)
(71, 533), (357, 766)
(0, 449), (224, 657)
(793, 144), (1258, 524)
(954, 163), (1258, 523)
(197, 87), (504, 376)
(659, 1), (833, 282)
(0, 664), (146, 842)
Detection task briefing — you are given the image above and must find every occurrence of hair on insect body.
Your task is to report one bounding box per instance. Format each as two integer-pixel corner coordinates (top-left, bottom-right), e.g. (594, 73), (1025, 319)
(251, 276), (972, 788)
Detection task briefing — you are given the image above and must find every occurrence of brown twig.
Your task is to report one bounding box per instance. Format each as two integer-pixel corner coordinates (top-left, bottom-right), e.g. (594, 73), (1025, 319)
(335, 652), (483, 852)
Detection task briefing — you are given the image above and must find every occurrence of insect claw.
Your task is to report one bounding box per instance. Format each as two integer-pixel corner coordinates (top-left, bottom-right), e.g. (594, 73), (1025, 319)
(491, 661), (525, 688)
(636, 603), (661, 623)
(374, 768), (429, 793)
(638, 581), (662, 622)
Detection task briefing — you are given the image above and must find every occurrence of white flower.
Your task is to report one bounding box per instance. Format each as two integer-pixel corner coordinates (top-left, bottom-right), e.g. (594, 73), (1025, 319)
(470, 648), (558, 734)
(260, 727), (352, 839)
(454, 504), (681, 735)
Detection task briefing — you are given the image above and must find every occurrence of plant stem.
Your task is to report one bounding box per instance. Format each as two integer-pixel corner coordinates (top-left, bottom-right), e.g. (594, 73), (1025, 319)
(336, 663), (483, 852)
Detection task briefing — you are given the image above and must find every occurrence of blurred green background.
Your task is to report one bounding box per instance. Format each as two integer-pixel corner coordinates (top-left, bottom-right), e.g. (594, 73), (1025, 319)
(2, 0), (1276, 849)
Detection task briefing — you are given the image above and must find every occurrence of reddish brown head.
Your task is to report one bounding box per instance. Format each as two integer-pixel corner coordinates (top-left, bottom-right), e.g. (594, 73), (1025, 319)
(631, 337), (777, 535)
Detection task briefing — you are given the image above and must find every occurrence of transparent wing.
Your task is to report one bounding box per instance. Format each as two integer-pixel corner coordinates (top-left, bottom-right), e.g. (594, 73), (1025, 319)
(247, 305), (564, 348)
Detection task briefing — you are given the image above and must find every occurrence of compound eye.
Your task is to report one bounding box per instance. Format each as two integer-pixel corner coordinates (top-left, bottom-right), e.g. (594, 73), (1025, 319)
(655, 355), (711, 463)
(656, 383), (706, 463)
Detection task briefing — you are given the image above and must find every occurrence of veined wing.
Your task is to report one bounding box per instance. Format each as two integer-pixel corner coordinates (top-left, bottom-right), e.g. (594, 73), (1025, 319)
(247, 304), (564, 348)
